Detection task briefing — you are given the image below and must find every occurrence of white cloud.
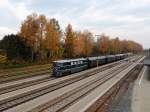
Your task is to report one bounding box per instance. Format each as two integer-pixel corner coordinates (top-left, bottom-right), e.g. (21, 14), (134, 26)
(0, 27), (17, 39)
(0, 0), (9, 6)
(130, 0), (150, 7)
(12, 2), (31, 21)
(0, 0), (150, 48)
(0, 0), (32, 22)
(10, 1), (32, 21)
(0, 0), (33, 38)
(91, 22), (150, 48)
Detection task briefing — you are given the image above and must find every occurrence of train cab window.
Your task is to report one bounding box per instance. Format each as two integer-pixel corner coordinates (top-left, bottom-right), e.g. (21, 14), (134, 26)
(54, 63), (62, 67)
(71, 62), (74, 65)
(79, 61), (81, 64)
(63, 62), (70, 66)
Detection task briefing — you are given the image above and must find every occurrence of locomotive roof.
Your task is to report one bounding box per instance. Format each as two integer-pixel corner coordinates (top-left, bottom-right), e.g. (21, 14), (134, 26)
(115, 54), (124, 56)
(106, 55), (116, 57)
(53, 58), (86, 63)
(88, 56), (106, 60)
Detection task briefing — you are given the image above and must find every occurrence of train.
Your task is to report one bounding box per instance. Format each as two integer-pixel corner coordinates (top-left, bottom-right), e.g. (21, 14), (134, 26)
(52, 53), (133, 77)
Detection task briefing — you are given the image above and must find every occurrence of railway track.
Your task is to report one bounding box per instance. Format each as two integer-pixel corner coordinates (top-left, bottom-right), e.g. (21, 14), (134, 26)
(0, 56), (143, 112)
(0, 75), (54, 95)
(0, 64), (51, 83)
(91, 63), (143, 112)
(62, 56), (144, 112)
(0, 74), (50, 89)
(0, 59), (131, 111)
(38, 62), (131, 112)
(0, 57), (134, 95)
(0, 70), (52, 84)
(0, 64), (50, 74)
(39, 56), (143, 112)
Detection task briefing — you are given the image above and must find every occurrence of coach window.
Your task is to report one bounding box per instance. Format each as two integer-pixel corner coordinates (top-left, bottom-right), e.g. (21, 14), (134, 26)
(78, 61), (80, 64)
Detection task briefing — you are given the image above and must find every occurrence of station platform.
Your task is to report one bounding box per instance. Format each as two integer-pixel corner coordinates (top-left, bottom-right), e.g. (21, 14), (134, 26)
(144, 56), (150, 66)
(132, 66), (150, 112)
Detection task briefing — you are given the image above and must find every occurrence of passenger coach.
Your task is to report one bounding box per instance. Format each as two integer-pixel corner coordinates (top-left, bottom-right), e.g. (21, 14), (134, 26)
(87, 56), (106, 68)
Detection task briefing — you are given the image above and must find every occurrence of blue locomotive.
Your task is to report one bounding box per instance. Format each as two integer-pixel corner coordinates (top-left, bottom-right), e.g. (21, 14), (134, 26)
(52, 53), (132, 77)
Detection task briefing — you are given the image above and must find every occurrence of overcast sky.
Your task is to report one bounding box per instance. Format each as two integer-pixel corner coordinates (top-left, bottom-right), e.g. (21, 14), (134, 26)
(0, 0), (150, 48)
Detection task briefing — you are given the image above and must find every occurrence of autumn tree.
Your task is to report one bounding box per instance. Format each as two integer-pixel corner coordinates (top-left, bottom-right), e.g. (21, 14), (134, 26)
(17, 13), (143, 61)
(64, 24), (75, 58)
(44, 18), (61, 59)
(37, 15), (47, 59)
(92, 41), (100, 56)
(97, 34), (110, 55)
(126, 40), (143, 53)
(120, 40), (128, 53)
(19, 13), (63, 60)
(109, 37), (121, 54)
(82, 30), (93, 57)
(74, 31), (84, 57)
(19, 13), (39, 61)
